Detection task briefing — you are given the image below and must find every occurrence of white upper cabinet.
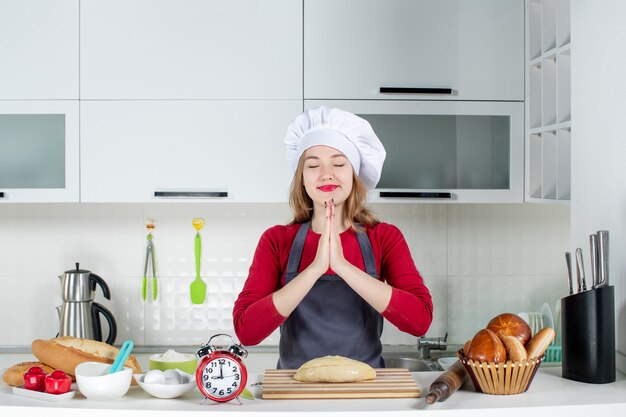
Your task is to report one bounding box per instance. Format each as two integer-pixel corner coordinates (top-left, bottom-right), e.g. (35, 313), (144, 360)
(0, 0), (79, 99)
(80, 0), (302, 99)
(304, 0), (524, 101)
(80, 100), (301, 203)
(0, 101), (80, 202)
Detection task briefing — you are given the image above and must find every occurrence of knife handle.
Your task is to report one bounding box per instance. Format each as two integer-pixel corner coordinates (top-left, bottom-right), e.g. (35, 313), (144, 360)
(597, 230), (609, 287)
(575, 248), (585, 292)
(565, 252), (574, 295)
(589, 234), (598, 288)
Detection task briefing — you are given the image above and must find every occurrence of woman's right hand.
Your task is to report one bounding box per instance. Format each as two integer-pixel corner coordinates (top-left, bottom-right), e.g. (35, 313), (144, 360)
(272, 201), (332, 317)
(308, 200), (332, 276)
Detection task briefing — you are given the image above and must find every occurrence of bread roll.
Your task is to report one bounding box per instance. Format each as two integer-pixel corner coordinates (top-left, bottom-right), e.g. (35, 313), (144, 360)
(32, 337), (142, 381)
(294, 355), (376, 383)
(525, 327), (555, 359)
(467, 329), (507, 363)
(501, 335), (528, 362)
(487, 313), (532, 345)
(462, 339), (472, 357)
(2, 362), (55, 387)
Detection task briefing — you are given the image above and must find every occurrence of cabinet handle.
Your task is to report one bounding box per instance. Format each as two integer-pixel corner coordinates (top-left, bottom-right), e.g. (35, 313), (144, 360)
(379, 191), (452, 199)
(154, 191), (228, 198)
(379, 87), (454, 95)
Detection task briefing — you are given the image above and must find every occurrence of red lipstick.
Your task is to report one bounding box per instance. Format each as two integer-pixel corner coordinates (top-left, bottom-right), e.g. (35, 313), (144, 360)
(318, 185), (338, 192)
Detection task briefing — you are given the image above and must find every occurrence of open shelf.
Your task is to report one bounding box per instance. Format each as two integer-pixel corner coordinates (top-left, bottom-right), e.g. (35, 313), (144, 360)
(556, 0), (571, 47)
(557, 50), (571, 123)
(557, 128), (571, 200)
(526, 0), (571, 204)
(542, 0), (557, 53)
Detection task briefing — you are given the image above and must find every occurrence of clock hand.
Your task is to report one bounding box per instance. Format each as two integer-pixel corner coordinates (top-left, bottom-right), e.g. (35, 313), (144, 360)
(220, 363), (224, 379)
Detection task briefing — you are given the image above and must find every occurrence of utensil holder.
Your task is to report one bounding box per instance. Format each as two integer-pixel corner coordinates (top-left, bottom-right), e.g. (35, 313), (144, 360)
(561, 286), (615, 383)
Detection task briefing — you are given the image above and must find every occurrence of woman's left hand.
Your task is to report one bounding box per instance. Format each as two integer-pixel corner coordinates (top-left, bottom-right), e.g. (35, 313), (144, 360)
(328, 199), (349, 273)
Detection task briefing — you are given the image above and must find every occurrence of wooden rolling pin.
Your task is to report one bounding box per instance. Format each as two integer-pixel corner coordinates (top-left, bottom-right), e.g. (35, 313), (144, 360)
(425, 361), (469, 404)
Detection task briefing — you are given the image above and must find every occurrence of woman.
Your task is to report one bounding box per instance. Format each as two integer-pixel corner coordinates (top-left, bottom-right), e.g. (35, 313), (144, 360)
(233, 106), (433, 369)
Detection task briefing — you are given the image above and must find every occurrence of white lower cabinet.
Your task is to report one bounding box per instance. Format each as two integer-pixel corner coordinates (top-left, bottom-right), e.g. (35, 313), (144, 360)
(80, 100), (302, 202)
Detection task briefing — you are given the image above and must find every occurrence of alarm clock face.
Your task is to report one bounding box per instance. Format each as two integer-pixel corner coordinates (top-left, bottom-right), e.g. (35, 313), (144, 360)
(197, 355), (247, 401)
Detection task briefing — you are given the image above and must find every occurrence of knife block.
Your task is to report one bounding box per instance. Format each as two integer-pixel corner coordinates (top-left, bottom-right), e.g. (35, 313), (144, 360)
(561, 286), (615, 383)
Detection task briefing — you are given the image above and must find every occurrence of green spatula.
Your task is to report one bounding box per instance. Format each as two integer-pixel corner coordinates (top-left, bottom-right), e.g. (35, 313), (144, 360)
(190, 218), (206, 304)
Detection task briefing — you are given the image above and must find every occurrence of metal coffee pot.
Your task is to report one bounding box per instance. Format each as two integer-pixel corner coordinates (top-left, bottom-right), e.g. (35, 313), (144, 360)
(56, 263), (117, 344)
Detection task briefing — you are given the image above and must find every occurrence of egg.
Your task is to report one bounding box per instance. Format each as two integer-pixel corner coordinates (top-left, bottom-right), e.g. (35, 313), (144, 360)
(143, 370), (166, 384)
(163, 369), (182, 385)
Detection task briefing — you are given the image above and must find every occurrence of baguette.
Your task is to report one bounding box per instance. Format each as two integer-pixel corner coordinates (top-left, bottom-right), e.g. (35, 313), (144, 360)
(31, 337), (142, 380)
(2, 361), (56, 387)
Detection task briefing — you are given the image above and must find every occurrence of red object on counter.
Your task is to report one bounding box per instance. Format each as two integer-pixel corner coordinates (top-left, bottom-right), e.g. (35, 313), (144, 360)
(44, 370), (72, 395)
(23, 366), (47, 392)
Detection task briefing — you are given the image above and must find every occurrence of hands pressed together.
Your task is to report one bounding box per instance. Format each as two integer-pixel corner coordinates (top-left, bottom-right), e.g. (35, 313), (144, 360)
(310, 199), (350, 277)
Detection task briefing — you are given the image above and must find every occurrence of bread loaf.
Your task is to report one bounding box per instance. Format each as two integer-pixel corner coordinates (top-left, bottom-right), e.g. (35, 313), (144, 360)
(462, 339), (472, 356)
(2, 362), (56, 387)
(467, 329), (507, 363)
(487, 313), (532, 345)
(525, 327), (555, 359)
(501, 335), (528, 362)
(294, 355), (376, 383)
(31, 337), (142, 381)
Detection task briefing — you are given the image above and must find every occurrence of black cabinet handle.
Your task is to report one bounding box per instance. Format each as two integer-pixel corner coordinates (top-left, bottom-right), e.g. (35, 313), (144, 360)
(380, 87), (454, 95)
(154, 191), (228, 198)
(379, 191), (452, 199)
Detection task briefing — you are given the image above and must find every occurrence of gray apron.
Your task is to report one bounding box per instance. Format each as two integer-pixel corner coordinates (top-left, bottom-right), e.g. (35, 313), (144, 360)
(277, 221), (384, 369)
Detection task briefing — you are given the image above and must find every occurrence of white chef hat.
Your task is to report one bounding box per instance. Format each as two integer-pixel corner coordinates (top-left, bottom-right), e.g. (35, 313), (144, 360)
(284, 106), (386, 190)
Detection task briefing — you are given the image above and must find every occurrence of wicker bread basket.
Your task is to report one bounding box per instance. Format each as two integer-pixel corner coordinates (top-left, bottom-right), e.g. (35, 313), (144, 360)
(457, 349), (544, 395)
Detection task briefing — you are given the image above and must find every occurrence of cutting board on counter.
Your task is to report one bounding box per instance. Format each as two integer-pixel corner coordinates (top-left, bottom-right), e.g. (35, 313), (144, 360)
(262, 368), (420, 399)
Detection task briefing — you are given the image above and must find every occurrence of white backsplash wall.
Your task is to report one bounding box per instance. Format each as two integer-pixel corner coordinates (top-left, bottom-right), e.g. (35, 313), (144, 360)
(0, 203), (569, 347)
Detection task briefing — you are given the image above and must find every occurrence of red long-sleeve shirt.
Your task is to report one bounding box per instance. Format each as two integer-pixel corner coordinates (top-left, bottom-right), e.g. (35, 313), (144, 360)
(232, 222), (433, 346)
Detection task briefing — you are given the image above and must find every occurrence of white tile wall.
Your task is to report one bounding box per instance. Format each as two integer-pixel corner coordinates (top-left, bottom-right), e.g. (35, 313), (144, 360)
(0, 203), (569, 347)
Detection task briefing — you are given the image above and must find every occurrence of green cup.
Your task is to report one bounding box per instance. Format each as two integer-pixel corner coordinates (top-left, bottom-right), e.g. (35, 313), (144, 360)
(149, 354), (198, 375)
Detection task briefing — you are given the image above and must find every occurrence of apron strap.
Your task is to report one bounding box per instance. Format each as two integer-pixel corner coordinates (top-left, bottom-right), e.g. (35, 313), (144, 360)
(286, 221), (310, 276)
(356, 229), (378, 278)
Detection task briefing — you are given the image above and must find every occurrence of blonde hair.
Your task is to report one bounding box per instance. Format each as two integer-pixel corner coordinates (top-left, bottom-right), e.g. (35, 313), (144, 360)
(288, 155), (380, 231)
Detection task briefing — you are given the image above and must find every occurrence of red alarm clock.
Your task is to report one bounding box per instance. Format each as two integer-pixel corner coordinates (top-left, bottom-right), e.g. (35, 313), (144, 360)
(195, 334), (248, 403)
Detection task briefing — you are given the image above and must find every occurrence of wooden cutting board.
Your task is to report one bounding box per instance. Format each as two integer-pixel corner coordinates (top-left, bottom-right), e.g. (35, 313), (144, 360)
(262, 368), (420, 399)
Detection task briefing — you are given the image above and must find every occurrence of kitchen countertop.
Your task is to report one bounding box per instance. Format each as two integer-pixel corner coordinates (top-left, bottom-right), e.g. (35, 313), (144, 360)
(1, 353), (625, 416)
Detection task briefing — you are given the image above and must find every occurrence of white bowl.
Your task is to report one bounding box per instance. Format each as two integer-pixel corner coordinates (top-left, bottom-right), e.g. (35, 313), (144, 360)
(134, 369), (197, 399)
(75, 362), (133, 401)
(438, 356), (458, 371)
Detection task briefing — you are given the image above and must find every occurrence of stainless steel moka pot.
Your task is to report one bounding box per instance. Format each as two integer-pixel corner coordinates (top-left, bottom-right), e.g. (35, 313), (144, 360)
(56, 263), (117, 344)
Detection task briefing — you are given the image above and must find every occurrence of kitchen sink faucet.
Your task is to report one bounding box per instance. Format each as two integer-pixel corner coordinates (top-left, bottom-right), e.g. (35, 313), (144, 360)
(417, 334), (447, 359)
